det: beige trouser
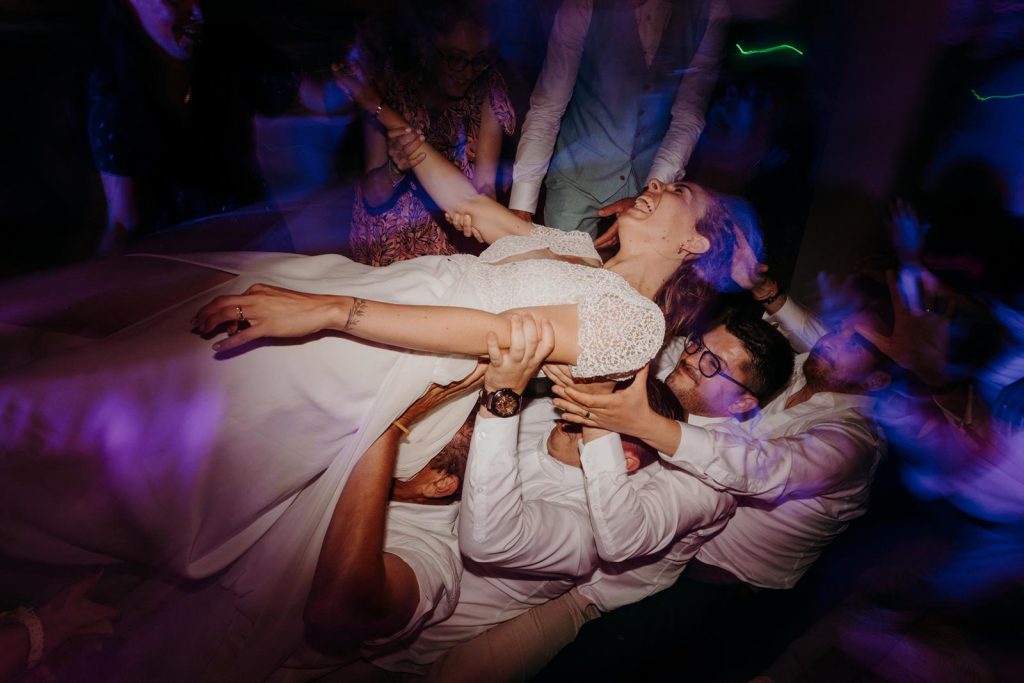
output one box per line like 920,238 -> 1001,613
422,588 -> 601,683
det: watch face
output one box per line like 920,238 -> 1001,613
489,389 -> 521,417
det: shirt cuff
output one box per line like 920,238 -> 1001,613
472,412 -> 521,448
660,421 -> 713,465
580,432 -> 626,474
509,180 -> 542,214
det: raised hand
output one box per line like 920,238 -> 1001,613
854,270 -> 952,386
730,223 -> 769,292
888,198 -> 930,263
331,45 -> 379,112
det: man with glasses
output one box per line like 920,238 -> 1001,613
546,287 -> 892,678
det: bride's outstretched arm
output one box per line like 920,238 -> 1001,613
340,69 -> 532,244
193,283 -> 579,361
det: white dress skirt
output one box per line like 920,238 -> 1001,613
0,226 -> 665,679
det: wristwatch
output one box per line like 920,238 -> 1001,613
480,388 -> 523,418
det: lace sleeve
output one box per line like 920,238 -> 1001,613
575,292 -> 666,379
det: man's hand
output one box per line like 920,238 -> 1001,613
484,314 -> 555,395
593,196 -> 635,249
550,366 -> 655,436
401,363 -> 488,426
854,270 -> 952,386
730,224 -> 770,293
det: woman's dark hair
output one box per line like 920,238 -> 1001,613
655,192 -> 764,339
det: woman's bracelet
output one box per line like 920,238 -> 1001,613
392,420 -> 411,437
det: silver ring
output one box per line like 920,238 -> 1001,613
236,306 -> 245,321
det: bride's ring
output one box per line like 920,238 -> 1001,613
583,410 -> 591,419
236,306 -> 245,322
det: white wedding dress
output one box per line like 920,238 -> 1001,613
0,225 -> 664,679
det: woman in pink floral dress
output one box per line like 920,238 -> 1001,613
350,4 -> 516,266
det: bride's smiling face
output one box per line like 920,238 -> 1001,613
618,180 -> 712,257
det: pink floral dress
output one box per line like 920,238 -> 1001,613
350,68 -> 516,266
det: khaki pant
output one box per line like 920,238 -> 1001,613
423,588 -> 601,683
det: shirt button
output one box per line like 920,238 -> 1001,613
638,108 -> 645,116
619,175 -> 626,181
630,154 -> 636,161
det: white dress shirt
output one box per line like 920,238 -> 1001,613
393,399 -> 731,671
576,432 -> 735,611
661,299 -> 886,589
510,0 -> 727,214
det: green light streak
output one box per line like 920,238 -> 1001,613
735,43 -> 804,57
971,88 -> 1024,102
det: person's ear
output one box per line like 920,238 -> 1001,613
679,234 -> 710,256
728,393 -> 759,416
425,473 -> 459,499
623,449 -> 641,473
864,371 -> 891,393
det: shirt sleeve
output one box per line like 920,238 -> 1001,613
458,413 -> 599,577
371,536 -> 462,645
581,434 -> 736,562
575,291 -> 666,379
764,297 -> 829,353
663,415 -> 882,501
509,0 -> 591,213
646,0 -> 727,183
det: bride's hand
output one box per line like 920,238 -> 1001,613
192,283 -> 343,352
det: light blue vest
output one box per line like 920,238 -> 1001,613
547,0 -> 712,202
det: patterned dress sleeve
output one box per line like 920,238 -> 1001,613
485,68 -> 516,135
575,291 -> 666,379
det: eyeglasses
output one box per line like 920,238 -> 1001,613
436,48 -> 493,74
683,337 -> 760,400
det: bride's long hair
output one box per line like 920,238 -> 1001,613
654,194 -> 763,338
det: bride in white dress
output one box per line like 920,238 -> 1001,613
0,75 -> 750,678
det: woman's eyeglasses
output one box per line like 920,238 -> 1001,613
436,48 -> 493,74
683,337 -> 760,400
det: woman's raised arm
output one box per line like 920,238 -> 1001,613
193,283 -> 579,363
338,67 -> 532,244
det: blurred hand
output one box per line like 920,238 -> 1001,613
854,270 -> 952,386
331,46 -> 380,111
887,198 -> 930,263
730,224 -> 769,292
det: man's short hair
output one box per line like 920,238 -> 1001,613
722,311 -> 795,403
426,412 -> 475,499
